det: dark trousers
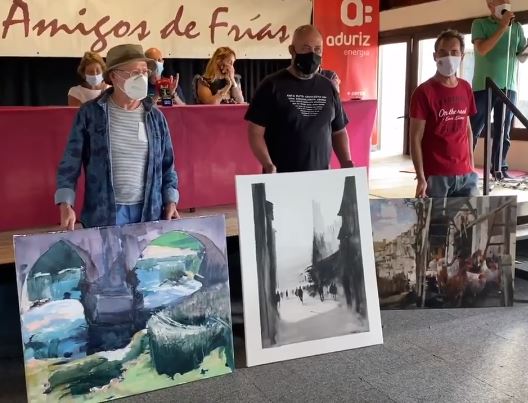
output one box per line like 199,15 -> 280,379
471,89 -> 517,173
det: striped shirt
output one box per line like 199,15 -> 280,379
108,99 -> 148,204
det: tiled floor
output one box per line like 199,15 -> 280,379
3,280 -> 528,403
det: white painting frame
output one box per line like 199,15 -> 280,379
236,168 -> 383,366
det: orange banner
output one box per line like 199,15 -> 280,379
314,0 -> 379,101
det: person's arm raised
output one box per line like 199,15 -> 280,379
474,12 -> 514,56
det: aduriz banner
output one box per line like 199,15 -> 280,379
314,0 -> 379,101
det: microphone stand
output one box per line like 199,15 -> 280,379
496,15 -> 514,182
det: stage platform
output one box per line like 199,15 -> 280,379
3,154 -> 528,266
369,154 -> 528,237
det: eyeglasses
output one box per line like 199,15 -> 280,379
115,68 -> 152,78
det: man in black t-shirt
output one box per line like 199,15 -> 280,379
245,25 -> 353,173
320,69 -> 341,93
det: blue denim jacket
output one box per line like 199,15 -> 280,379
55,89 -> 179,228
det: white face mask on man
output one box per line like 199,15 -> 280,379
494,3 -> 512,20
436,56 -> 461,77
121,74 -> 148,101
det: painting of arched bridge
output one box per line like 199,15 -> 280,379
13,215 -> 234,402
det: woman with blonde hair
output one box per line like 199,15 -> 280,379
68,51 -> 110,106
196,47 -> 244,104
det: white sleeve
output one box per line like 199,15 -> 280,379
68,86 -> 81,100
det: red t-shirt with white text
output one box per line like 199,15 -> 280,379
410,78 -> 477,178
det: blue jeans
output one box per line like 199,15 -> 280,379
471,89 -> 517,173
426,173 -> 480,198
116,204 -> 143,226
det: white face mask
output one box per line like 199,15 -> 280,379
494,3 -> 512,20
436,56 -> 461,77
85,73 -> 103,87
122,74 -> 148,101
155,61 -> 164,77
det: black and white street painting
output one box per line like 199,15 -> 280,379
236,168 -> 382,366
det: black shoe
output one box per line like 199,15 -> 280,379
490,170 -> 503,180
501,171 -> 514,180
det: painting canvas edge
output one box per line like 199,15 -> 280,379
13,215 -> 235,401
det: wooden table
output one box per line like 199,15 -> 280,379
182,205 -> 239,236
0,205 -> 239,266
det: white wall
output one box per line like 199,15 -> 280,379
474,140 -> 528,172
381,0 -> 528,32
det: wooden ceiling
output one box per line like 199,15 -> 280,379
380,0 -> 440,11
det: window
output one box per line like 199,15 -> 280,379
377,42 -> 408,156
418,29 -> 528,129
418,38 -> 436,85
380,10 -> 528,150
418,35 -> 474,85
462,29 -> 528,129
460,34 -> 475,84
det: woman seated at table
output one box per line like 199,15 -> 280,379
67,51 -> 109,106
196,47 -> 244,104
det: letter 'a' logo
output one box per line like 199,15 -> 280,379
341,0 -> 373,27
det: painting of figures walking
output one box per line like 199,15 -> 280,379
13,216 -> 234,402
370,197 -> 517,310
236,168 -> 383,366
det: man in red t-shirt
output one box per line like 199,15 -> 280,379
410,29 -> 479,198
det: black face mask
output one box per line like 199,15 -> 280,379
293,52 -> 322,75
